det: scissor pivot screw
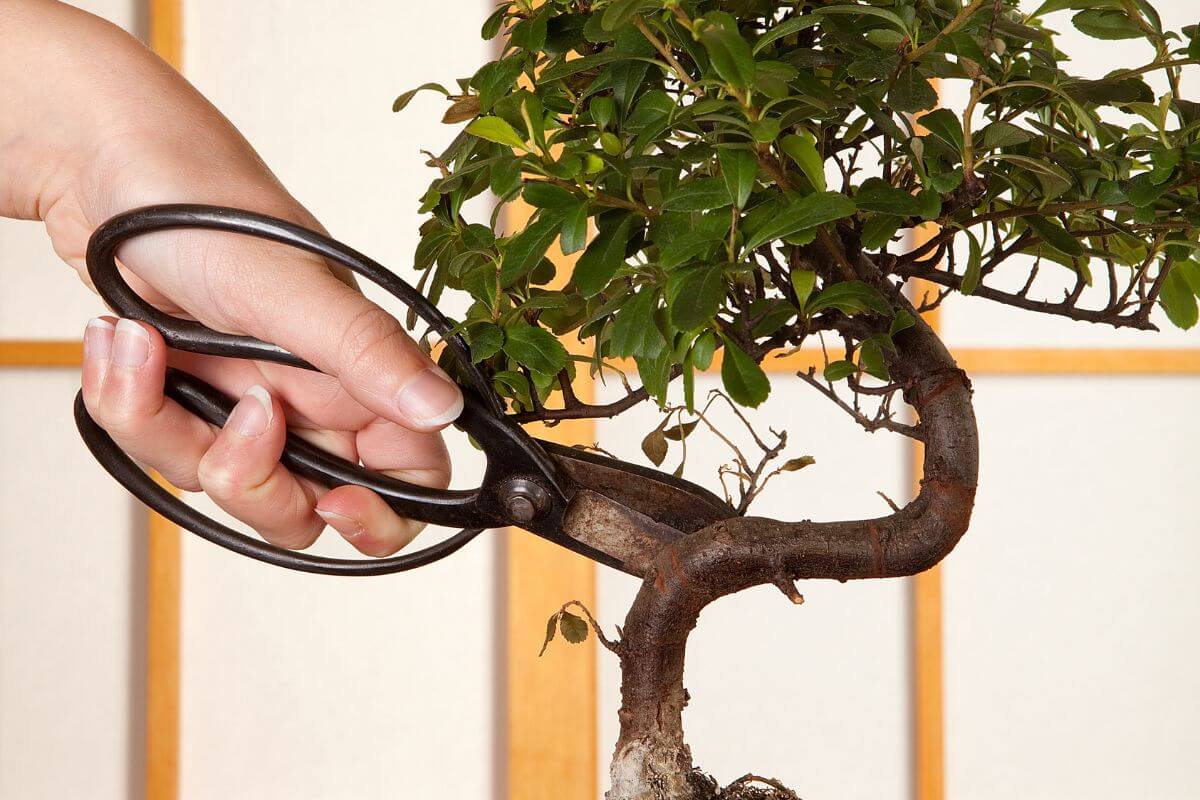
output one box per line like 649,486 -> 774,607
501,479 -> 549,524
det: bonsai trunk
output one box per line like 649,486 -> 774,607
605,312 -> 979,799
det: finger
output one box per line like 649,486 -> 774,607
197,384 -> 324,550
81,317 -> 215,491
314,418 -> 451,557
315,483 -> 436,558
127,229 -> 464,433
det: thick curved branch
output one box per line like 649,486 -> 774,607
607,308 -> 979,798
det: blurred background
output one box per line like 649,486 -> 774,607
0,2 -> 1197,799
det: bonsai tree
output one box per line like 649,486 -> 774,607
394,0 -> 1200,796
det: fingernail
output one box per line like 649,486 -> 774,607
84,318 -> 115,361
395,367 -> 464,427
316,508 -> 363,538
113,319 -> 150,368
227,385 -> 273,437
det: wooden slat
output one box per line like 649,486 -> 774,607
0,340 -> 82,366
145,472 -> 181,800
148,0 -> 183,69
504,197 -> 598,799
144,4 -> 183,800
953,347 -> 1200,374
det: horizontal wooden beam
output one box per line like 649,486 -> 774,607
0,340 -> 83,367
952,347 -> 1200,375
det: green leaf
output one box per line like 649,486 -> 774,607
559,611 -> 589,643
636,348 -> 673,406
699,14 -> 756,89
691,331 -> 717,370
790,269 -> 816,309
500,215 -> 562,285
667,265 -> 726,330
662,177 -> 733,212
392,82 -> 449,113
590,96 -> 617,131
523,182 -> 577,209
720,337 -> 770,407
780,133 -> 826,192
813,5 -> 909,34
889,68 -> 938,114
539,51 -> 626,82
808,281 -> 893,317
1073,9 -> 1145,40
502,325 -> 568,376
469,323 -> 504,362
855,178 -> 925,217
859,337 -> 890,381
979,121 -> 1033,149
1160,264 -> 1199,330
611,289 -> 666,358
919,109 -> 964,153
860,214 -> 903,251
466,116 -> 527,150
471,56 -> 525,112
823,359 -> 857,381
753,16 -> 821,55
1025,216 -> 1084,258
889,310 -> 916,337
718,149 -> 758,209
538,612 -> 558,656
601,0 -> 657,31
560,204 -> 590,256
748,117 -> 782,143
659,230 -> 721,270
741,192 -> 856,254
961,229 -> 983,295
573,215 -> 633,297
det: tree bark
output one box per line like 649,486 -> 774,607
605,312 -> 979,799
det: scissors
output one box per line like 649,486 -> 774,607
74,204 -> 736,577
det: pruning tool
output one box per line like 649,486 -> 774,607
75,205 -> 736,577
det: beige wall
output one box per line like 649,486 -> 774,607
1,2 -> 1198,800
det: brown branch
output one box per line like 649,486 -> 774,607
608,309 -> 978,795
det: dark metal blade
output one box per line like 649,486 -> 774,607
538,441 -> 737,576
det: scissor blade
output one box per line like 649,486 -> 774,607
540,442 -> 737,576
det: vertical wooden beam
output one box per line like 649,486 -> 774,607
145,3 -> 183,800
911,275 -> 945,800
503,199 -> 599,796
910,81 -> 946,800
145,474 -> 181,800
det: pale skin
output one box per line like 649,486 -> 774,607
0,0 -> 461,555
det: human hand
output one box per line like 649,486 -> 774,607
2,3 -> 460,555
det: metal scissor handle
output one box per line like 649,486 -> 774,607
74,204 -> 570,575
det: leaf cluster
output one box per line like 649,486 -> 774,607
397,0 -> 1200,418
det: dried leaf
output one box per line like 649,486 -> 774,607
781,456 -> 816,472
641,427 -> 669,466
662,420 -> 699,441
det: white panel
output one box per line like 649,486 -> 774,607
182,0 -> 490,324
595,375 -> 911,798
0,0 -> 138,340
175,3 -> 495,797
178,440 -> 493,799
0,370 -> 139,799
944,376 -> 1200,799
936,0 -> 1200,349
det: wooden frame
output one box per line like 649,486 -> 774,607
3,9 -> 1198,800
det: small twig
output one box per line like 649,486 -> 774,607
877,490 -> 901,513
